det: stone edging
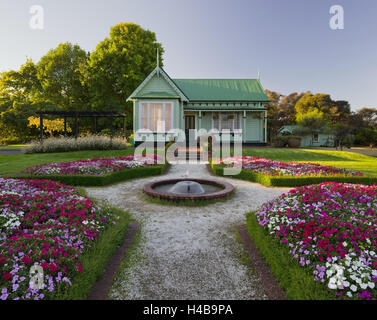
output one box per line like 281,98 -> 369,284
87,222 -> 140,300
236,224 -> 286,300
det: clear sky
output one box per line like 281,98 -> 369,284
0,0 -> 376,110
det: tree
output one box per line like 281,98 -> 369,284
294,110 -> 328,146
355,107 -> 377,129
295,93 -> 351,124
331,123 -> 354,150
28,116 -> 72,137
264,90 -> 305,139
355,127 -> 377,147
0,60 -> 42,143
87,22 -> 164,128
37,42 -> 89,110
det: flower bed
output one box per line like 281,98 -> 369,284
0,178 -> 120,300
211,156 -> 377,187
14,155 -> 168,187
218,156 -> 363,177
253,182 -> 377,300
21,155 -> 161,176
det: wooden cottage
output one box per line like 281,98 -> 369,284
127,64 -> 269,145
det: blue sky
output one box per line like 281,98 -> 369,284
0,0 -> 376,110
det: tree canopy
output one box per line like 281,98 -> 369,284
0,22 -> 164,143
37,42 -> 89,110
86,22 -> 163,126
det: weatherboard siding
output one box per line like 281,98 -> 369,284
245,113 -> 262,142
138,74 -> 177,97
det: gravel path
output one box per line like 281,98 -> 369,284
85,164 -> 290,300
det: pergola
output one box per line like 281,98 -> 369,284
36,110 -> 127,142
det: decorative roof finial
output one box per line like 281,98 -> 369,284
156,47 -> 160,76
157,47 -> 159,68
257,68 -> 260,80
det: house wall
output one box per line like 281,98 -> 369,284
300,133 -> 335,147
183,110 -> 264,143
245,112 -> 262,142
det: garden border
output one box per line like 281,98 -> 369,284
10,163 -> 169,187
246,211 -> 337,300
211,163 -> 377,187
87,222 -> 140,300
236,224 -> 286,300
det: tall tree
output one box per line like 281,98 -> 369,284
355,107 -> 377,129
37,42 -> 89,110
87,22 -> 164,127
264,90 -> 306,138
295,93 -> 351,124
0,59 -> 43,143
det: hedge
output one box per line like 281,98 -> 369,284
211,163 -> 377,187
11,163 -> 169,187
246,211 -> 336,300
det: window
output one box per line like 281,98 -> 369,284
139,101 -> 173,132
212,112 -> 241,131
313,133 -> 319,143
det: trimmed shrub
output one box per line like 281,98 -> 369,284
25,135 -> 127,153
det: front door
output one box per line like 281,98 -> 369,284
185,115 -> 196,145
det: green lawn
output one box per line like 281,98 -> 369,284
0,149 -> 135,176
1,147 -> 376,178
242,147 -> 377,176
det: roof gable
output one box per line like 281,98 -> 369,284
127,67 -> 188,101
173,79 -> 269,102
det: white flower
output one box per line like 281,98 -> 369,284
350,285 -> 357,292
328,278 -> 337,290
360,283 -> 367,290
347,292 -> 352,298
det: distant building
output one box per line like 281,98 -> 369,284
278,125 -> 335,147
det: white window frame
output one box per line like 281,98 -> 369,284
211,112 -> 242,131
139,100 -> 174,133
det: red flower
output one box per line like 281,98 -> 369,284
3,272 -> 12,281
22,255 -> 32,265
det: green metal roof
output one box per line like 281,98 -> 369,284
172,79 -> 269,102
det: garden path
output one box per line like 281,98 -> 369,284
85,163 -> 290,299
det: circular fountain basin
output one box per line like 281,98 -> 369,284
143,178 -> 234,201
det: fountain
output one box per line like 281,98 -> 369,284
169,180 -> 205,195
143,178 -> 234,202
